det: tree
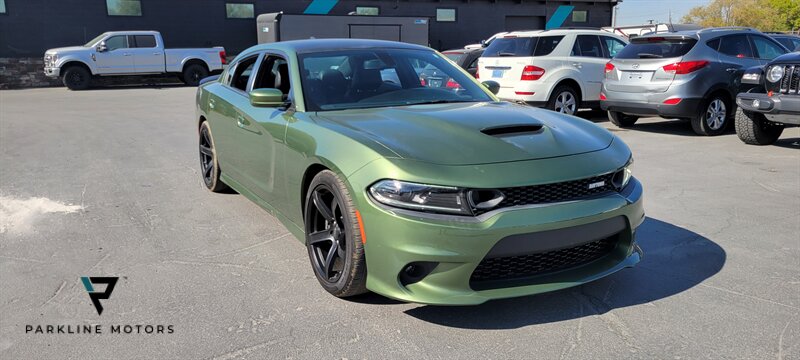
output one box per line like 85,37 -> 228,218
682,0 -> 799,32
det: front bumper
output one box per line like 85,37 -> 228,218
358,175 -> 645,305
736,92 -> 800,125
44,67 -> 60,78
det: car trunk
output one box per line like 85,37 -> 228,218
605,36 -> 698,93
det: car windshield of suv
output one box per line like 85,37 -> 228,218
442,52 -> 465,63
84,33 -> 109,47
616,37 -> 698,59
299,48 -> 493,111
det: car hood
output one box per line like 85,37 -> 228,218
314,102 -> 614,166
46,46 -> 89,55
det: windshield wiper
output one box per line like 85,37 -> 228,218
637,53 -> 663,58
497,52 -> 518,57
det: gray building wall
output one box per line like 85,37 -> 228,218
0,0 -> 616,58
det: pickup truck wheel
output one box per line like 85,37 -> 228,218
608,111 -> 639,127
62,66 -> 91,90
691,95 -> 730,136
182,64 -> 208,86
734,108 -> 784,145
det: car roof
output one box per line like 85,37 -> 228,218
501,28 -> 616,37
246,38 -> 431,55
636,27 -> 763,40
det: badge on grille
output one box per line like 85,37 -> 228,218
588,181 -> 605,189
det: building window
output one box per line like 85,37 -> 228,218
226,3 -> 254,19
356,6 -> 379,16
436,8 -> 456,22
0,0 -> 6,14
106,0 -> 142,16
572,10 -> 588,23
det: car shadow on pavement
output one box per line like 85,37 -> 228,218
772,137 -> 800,149
402,217 -> 726,329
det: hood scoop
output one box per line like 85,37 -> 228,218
481,124 -> 544,137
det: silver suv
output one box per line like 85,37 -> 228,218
601,28 -> 789,135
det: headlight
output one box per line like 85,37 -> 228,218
767,66 -> 784,83
369,180 -> 472,215
612,157 -> 634,190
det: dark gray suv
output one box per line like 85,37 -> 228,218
601,28 -> 789,136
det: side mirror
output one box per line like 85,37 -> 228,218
480,39 -> 488,48
249,88 -> 285,107
481,80 -> 500,95
96,41 -> 107,52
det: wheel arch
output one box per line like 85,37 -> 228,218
547,77 -> 584,103
182,58 -> 210,73
60,61 -> 93,76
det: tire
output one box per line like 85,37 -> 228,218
734,108 -> 784,145
691,94 -> 731,136
62,66 -> 91,90
198,121 -> 230,192
547,85 -> 580,115
182,63 -> 208,86
304,170 -> 367,298
608,111 -> 639,127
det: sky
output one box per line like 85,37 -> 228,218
615,0 -> 712,26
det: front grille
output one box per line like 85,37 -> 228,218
470,236 -> 618,290
779,64 -> 800,94
474,173 -> 618,216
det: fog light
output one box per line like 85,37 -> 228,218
398,262 -> 438,286
752,99 -> 760,108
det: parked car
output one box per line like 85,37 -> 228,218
442,48 -> 484,77
44,31 -> 226,90
601,27 -> 789,136
477,29 -> 629,115
464,32 -> 508,50
195,39 -> 644,305
766,32 -> 800,51
734,52 -> 800,145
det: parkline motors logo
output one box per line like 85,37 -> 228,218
81,276 -> 118,315
24,277 -> 175,335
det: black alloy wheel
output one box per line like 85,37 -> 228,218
307,185 -> 348,283
198,122 -> 229,192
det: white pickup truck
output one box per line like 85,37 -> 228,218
43,31 -> 226,90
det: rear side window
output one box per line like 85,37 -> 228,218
133,35 -> 156,48
616,37 -> 698,59
573,35 -> 603,58
717,35 -> 754,58
483,37 -> 536,57
601,36 -> 627,58
533,36 -> 564,56
483,36 -> 563,57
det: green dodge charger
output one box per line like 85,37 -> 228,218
195,39 -> 644,305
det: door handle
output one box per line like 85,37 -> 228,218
153,52 -> 162,55
123,53 -> 132,56
572,63 -> 582,68
236,114 -> 248,128
726,68 -> 739,73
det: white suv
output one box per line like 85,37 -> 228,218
477,29 -> 628,115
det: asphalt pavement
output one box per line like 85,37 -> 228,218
1,86 -> 798,359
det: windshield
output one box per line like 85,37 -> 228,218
84,33 -> 108,47
299,48 -> 493,111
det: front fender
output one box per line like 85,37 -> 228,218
55,54 -> 97,75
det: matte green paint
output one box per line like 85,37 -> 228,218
196,40 -> 644,305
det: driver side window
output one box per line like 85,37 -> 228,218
104,36 -> 128,51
